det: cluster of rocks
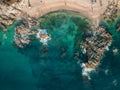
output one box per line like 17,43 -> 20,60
0,0 -> 119,69
0,14 -> 14,25
102,1 -> 119,22
14,16 -> 36,48
0,0 -> 51,47
14,25 -> 31,48
0,0 -> 47,48
0,0 -> 36,30
80,26 -> 112,68
14,16 -> 51,48
80,0 -> 120,69
0,0 -> 21,5
19,13 -> 39,28
14,26 -> 51,48
0,0 -> 22,31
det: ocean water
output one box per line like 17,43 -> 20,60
0,11 -> 120,90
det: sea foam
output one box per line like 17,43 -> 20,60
81,63 -> 94,80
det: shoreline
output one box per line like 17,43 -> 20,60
0,0 -> 120,70
0,0 -> 114,26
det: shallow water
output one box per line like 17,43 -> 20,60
0,12 -> 120,90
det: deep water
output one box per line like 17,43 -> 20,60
0,12 -> 120,90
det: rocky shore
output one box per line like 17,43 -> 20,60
0,0 -> 120,70
84,1 -> 120,71
0,0 -> 22,30
14,16 -> 51,48
80,0 -> 120,69
81,26 -> 112,69
102,0 -> 120,23
0,0 -> 117,30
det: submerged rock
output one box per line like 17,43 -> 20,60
113,48 -> 119,55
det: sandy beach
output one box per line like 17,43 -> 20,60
21,0 -> 103,25
1,0 -> 118,26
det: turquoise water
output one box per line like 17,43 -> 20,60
91,19 -> 120,90
0,12 -> 120,90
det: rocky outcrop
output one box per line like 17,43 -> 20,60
0,0 -> 119,69
102,0 -> 120,22
0,0 -> 22,30
81,26 -> 112,69
80,0 -> 120,69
